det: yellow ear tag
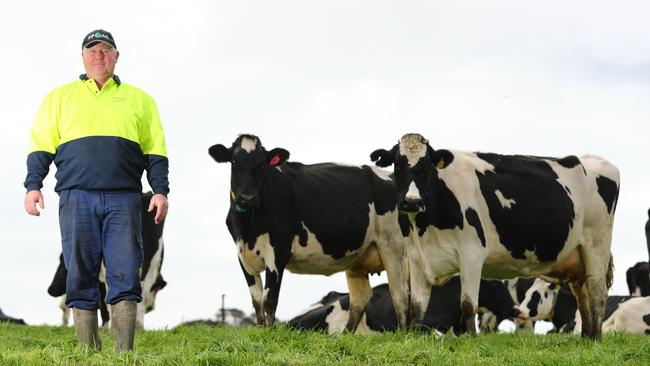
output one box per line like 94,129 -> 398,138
230,190 -> 236,201
436,159 -> 445,169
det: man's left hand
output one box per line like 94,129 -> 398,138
148,193 -> 169,224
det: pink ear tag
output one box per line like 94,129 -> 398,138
269,155 -> 281,166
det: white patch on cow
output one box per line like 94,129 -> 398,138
325,301 -> 349,334
399,134 -> 428,167
240,136 -> 257,153
405,181 -> 421,201
238,234 -> 277,275
250,280 -> 263,305
602,297 -> 650,334
370,166 -> 393,181
494,190 -> 516,209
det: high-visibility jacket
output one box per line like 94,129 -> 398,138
24,75 -> 169,196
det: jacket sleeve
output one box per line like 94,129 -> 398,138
24,92 -> 60,192
140,94 -> 169,196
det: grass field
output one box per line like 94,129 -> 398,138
1,322 -> 649,365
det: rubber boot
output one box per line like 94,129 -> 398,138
72,308 -> 102,351
111,300 -> 137,352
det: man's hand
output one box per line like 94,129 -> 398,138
148,193 -> 168,224
25,190 -> 44,216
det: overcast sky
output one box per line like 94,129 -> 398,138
1,0 -> 649,329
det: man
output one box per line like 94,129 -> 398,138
23,29 -> 169,352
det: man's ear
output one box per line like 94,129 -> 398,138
208,144 -> 232,163
370,146 -> 396,167
266,148 -> 290,166
430,148 -> 454,169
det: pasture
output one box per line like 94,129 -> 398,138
1,323 -> 648,365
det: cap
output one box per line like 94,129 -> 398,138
82,29 -> 117,49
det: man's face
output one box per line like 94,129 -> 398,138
82,42 -> 119,81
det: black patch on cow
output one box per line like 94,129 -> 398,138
475,153 -> 575,261
464,207 -> 485,247
515,277 -> 536,304
643,313 -> 650,328
550,284 -> 577,333
288,304 -> 337,332
596,175 -> 619,214
141,192 -> 165,281
364,284 -> 398,331
478,280 -> 519,320
527,292 -> 541,318
556,155 -> 581,169
420,167 -> 464,232
256,250 -> 260,256
398,213 -> 411,237
238,259 -> 256,287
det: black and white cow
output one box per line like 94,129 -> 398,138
46,191 -> 167,329
626,262 -> 650,297
518,281 -> 650,335
0,307 -> 26,325
208,135 -> 409,330
289,278 -> 520,335
371,133 -> 619,339
516,278 -> 578,333
478,277 -> 539,333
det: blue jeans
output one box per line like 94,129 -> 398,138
59,190 -> 143,309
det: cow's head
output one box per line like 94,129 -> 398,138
209,134 -> 289,212
516,279 -> 561,321
370,133 -> 453,213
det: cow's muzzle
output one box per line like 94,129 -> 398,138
236,193 -> 258,209
399,198 -> 424,213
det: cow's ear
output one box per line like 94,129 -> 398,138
431,148 -> 454,169
208,144 -> 232,163
266,148 -> 290,166
370,147 -> 395,167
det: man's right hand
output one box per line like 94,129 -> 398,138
25,190 -> 44,216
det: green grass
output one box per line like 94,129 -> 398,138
0,322 -> 649,365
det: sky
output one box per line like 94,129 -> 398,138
1,0 -> 649,330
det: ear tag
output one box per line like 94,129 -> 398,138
436,159 -> 445,169
269,155 -> 281,166
230,190 -> 236,201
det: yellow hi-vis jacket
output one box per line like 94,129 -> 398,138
24,75 -> 169,195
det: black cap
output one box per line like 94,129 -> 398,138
82,29 -> 116,49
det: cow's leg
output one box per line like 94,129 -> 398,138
345,270 -> 372,332
580,248 -> 610,340
60,295 -> 70,325
459,261 -> 482,335
377,242 -> 410,329
262,265 -> 285,326
407,255 -> 431,329
569,280 -> 593,338
238,258 -> 265,325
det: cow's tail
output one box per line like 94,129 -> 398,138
606,254 -> 614,289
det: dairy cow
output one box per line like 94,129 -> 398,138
47,191 -> 167,329
290,278 -> 520,335
518,281 -> 650,335
371,133 -> 619,339
626,262 -> 650,297
516,278 -> 578,332
478,277 -> 539,333
209,135 -> 409,330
